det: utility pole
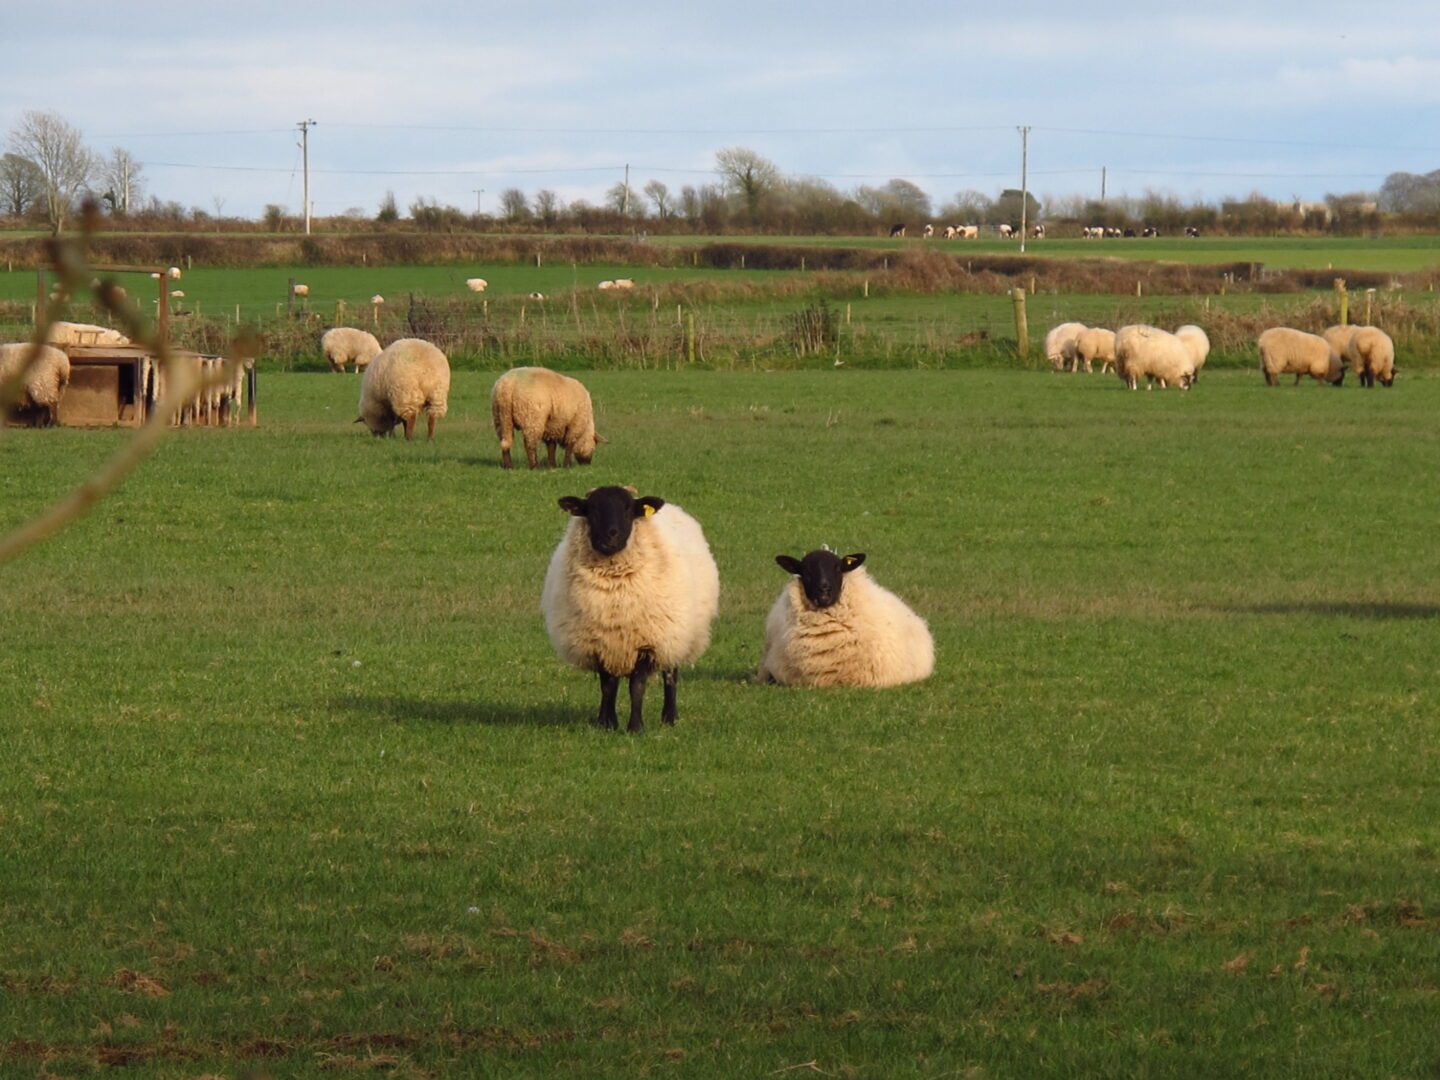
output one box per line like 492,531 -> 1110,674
1017,125 -> 1031,254
622,164 -> 631,217
121,157 -> 130,214
1101,166 -> 1107,204
297,119 -> 316,235
473,189 -> 484,216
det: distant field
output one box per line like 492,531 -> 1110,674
2,370 -> 1438,1077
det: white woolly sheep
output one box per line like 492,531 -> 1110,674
0,343 -> 71,426
168,266 -> 182,280
597,280 -> 616,290
491,366 -> 604,469
612,278 -> 635,289
527,291 -> 546,301
1174,324 -> 1211,381
465,278 -> 488,292
170,290 -> 185,299
292,283 -> 309,297
542,485 -> 720,732
1072,327 -> 1117,374
356,337 -> 451,440
1326,325 -> 1395,388
321,327 -> 383,374
1258,328 -> 1345,387
758,550 -> 934,689
1044,321 -> 1087,373
44,321 -> 131,347
370,294 -> 385,305
1114,325 -> 1196,390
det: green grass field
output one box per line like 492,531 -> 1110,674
2,370 -> 1438,1077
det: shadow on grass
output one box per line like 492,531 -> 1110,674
1224,601 -> 1440,620
336,695 -> 577,726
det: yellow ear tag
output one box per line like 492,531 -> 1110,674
643,505 -> 656,517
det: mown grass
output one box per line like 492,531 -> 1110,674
1,370 -> 1438,1077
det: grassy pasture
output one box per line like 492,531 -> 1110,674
2,370 -> 1438,1078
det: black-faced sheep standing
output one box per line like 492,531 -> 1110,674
542,486 -> 720,732
758,550 -> 934,688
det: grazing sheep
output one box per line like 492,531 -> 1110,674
465,278 -> 488,292
0,343 -> 70,426
527,291 -> 546,301
1114,324 -> 1196,390
292,283 -> 309,297
612,278 -> 635,289
370,294 -> 385,305
1258,327 -> 1344,387
597,280 -> 616,290
1073,327 -> 1117,374
170,290 -> 185,299
1044,321 -> 1087,373
889,223 -> 906,237
490,366 -> 604,469
542,485 -> 720,732
356,338 -> 451,440
321,327 -> 383,373
44,321 -> 130,347
1327,325 -> 1395,387
168,266 -> 182,280
1174,324 -> 1211,382
758,550 -> 934,688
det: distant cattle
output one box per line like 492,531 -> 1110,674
922,223 -> 934,238
1122,228 -> 1136,238
889,223 -> 906,237
997,224 -> 1014,238
1142,226 -> 1159,238
1083,225 -> 1104,239
1032,224 -> 1046,238
958,224 -> 979,240
1185,226 -> 1201,237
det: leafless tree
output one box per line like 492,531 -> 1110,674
98,147 -> 144,214
643,179 -> 671,219
6,110 -> 95,233
498,187 -> 530,222
605,181 -> 630,215
533,188 -> 560,226
0,153 -> 45,217
714,146 -> 779,223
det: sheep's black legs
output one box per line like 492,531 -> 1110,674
501,447 -> 513,469
546,442 -> 557,468
661,669 -> 678,725
627,650 -> 656,734
426,412 -> 436,441
596,669 -> 620,730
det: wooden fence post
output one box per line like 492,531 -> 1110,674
1011,287 -> 1029,361
686,312 -> 696,365
1364,288 -> 1375,326
1334,278 -> 1348,325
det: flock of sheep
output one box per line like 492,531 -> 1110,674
1044,319 -> 1396,390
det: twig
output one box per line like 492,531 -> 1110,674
769,1063 -> 831,1076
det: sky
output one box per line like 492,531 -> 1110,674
3,0 -> 1439,219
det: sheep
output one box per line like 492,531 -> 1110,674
321,327 -> 383,373
1174,324 -> 1211,382
170,290 -> 185,299
44,321 -> 130,347
168,266 -> 182,280
597,280 -> 616,290
1044,321 -> 1087,373
1114,325 -> 1197,390
292,283 -> 310,297
1073,327 -> 1117,375
1326,325 -> 1395,387
490,366 -> 604,469
0,343 -> 70,426
370,294 -> 385,305
465,278 -> 488,292
356,337 -> 450,440
612,278 -> 635,289
542,485 -> 720,732
758,550 -> 934,688
527,291 -> 546,301
1257,327 -> 1344,387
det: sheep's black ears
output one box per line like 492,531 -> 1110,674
775,555 -> 804,576
634,496 -> 664,518
841,553 -> 866,572
558,496 -> 588,516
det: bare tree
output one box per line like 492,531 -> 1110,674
643,179 -> 671,219
7,110 -> 95,233
714,146 -> 779,223
604,181 -> 630,215
533,188 -> 561,226
0,153 -> 44,217
498,187 -> 530,222
98,147 -> 144,214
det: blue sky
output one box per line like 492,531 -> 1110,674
4,1 -> 1438,218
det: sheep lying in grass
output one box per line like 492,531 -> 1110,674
1114,325 -> 1196,390
1325,325 -> 1395,387
490,366 -> 604,469
1258,328 -> 1344,387
758,550 -> 933,688
321,327 -> 383,373
465,278 -> 488,292
1175,325 -> 1210,382
1072,327 -> 1117,374
356,338 -> 450,440
542,486 -> 720,732
0,343 -> 71,426
44,321 -> 130,347
1045,322 -> 1087,372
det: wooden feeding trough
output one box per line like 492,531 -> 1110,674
4,264 -> 257,429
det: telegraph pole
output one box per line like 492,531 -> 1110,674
622,163 -> 631,217
1101,165 -> 1107,203
297,119 -> 316,235
1017,125 -> 1031,254
473,189 -> 484,216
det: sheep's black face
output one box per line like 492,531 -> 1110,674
775,550 -> 865,610
559,486 -> 664,557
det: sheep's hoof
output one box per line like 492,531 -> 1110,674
627,719 -> 645,735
